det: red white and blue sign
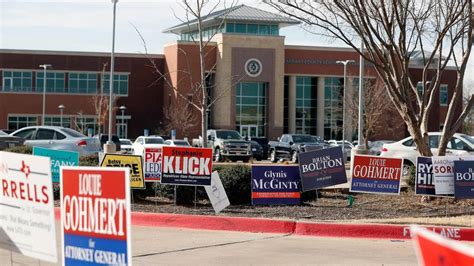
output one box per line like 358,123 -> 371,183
298,147 -> 347,191
453,160 -> 474,199
161,146 -> 213,186
60,167 -> 131,266
350,155 -> 403,195
251,165 -> 300,205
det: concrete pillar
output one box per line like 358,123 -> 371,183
288,76 -> 296,134
317,77 -> 325,139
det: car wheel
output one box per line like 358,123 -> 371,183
269,150 -> 277,163
214,148 -> 222,162
242,158 -> 250,163
291,151 -> 299,163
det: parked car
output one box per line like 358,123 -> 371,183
95,133 -> 121,152
164,139 -> 191,146
380,132 -> 474,174
0,130 -> 25,150
268,134 -> 326,163
369,140 -> 394,156
250,141 -> 264,161
193,129 -> 251,162
328,141 -> 353,161
132,136 -> 165,156
120,138 -> 133,154
10,126 -> 101,156
247,137 -> 269,159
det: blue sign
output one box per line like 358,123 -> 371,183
251,165 -> 300,205
33,147 -> 79,183
298,147 -> 347,192
453,160 -> 474,199
416,157 -> 436,196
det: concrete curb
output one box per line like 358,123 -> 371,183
53,208 -> 474,241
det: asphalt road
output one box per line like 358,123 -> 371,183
2,224 -> 419,265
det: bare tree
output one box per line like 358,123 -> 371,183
346,79 -> 398,147
267,0 -> 473,156
91,62 -> 110,135
162,96 -> 199,137
133,0 -> 239,147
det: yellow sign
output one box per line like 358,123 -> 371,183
100,154 -> 145,189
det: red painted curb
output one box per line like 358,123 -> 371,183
53,207 -> 474,241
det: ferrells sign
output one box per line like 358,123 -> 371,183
160,147 -> 213,186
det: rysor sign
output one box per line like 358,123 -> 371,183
161,146 -> 213,186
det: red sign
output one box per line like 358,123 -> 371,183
411,226 -> 474,266
61,167 -> 131,265
161,146 -> 212,186
144,148 -> 162,181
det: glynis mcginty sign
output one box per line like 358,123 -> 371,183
161,146 -> 212,186
0,151 -> 57,263
61,167 -> 131,266
350,155 -> 403,195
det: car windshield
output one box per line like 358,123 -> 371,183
293,135 -> 316,143
145,138 -> 164,144
216,131 -> 242,140
0,130 -> 7,136
120,140 -> 132,145
174,140 -> 190,146
61,128 -> 85,138
461,134 -> 474,145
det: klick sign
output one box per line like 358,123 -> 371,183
350,155 -> 403,195
161,146 -> 212,186
61,167 -> 131,266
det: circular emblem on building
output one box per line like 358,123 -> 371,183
245,58 -> 262,77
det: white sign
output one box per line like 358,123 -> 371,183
0,151 -> 57,262
432,156 -> 474,195
205,172 -> 230,214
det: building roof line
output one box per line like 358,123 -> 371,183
0,49 -> 164,59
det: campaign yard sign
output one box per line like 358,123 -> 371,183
144,148 -> 162,182
298,146 -> 347,192
33,146 -> 79,183
251,165 -> 300,205
453,160 -> 474,199
204,171 -> 230,214
0,151 -> 57,262
350,155 -> 403,195
416,156 -> 437,196
161,146 -> 213,186
100,154 -> 145,189
61,167 -> 131,266
432,156 -> 474,195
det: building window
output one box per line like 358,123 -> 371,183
236,82 -> 267,137
225,22 -> 279,36
324,77 -> 343,140
36,72 -> 65,93
440,85 -> 448,106
296,76 -> 318,135
44,116 -> 71,128
103,74 -> 128,95
8,115 -> 37,130
283,76 -> 289,133
2,71 -> 33,92
74,116 -> 97,135
69,72 -> 97,93
417,82 -> 424,97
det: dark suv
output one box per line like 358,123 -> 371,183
96,134 -> 121,151
248,137 -> 269,159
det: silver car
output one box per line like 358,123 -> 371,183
0,130 -> 25,150
11,126 -> 101,156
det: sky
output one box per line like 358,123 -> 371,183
1,0 -> 473,94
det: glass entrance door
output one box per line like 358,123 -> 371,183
240,125 -> 258,138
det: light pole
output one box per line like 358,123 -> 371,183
357,41 -> 365,149
119,105 -> 126,138
336,60 -> 355,145
105,0 -> 118,153
58,104 -> 65,126
39,64 -> 52,125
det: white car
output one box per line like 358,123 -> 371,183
132,136 -> 165,156
164,139 -> 190,146
120,138 -> 133,154
380,132 -> 474,173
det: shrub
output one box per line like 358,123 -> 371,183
4,145 -> 32,154
80,154 -> 99,166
